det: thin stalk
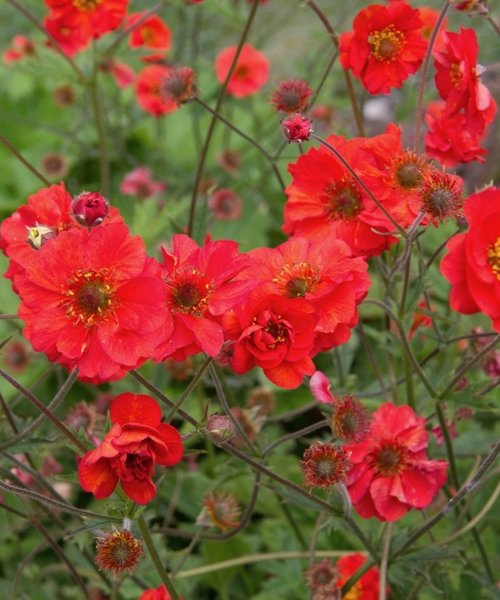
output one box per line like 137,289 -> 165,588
167,356 -> 212,422
137,514 -> 180,600
379,524 -> 392,600
0,314 -> 19,320
435,402 -> 460,488
341,558 -> 375,596
89,57 -> 110,197
194,97 -> 285,190
0,367 -> 86,452
0,133 -> 50,186
414,1 -> 451,152
187,0 -> 261,235
310,134 -> 405,235
104,2 -> 165,55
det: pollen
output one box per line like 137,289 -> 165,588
73,0 -> 103,11
273,261 -> 320,298
392,150 -> 429,190
450,63 -> 463,89
487,238 -> 500,280
64,269 -> 114,327
369,25 -> 405,62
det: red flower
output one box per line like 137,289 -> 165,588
120,166 -> 166,199
44,0 -> 128,55
433,28 -> 497,133
339,1 -> 427,95
345,403 -> 448,522
15,223 -> 172,383
78,393 -> 183,504
418,7 -> 447,53
424,101 -> 488,167
0,183 -> 121,288
2,35 -> 36,64
440,187 -> 500,332
223,289 -> 318,388
283,133 -> 398,257
72,191 -> 109,227
281,113 -> 313,143
135,65 -> 178,116
140,586 -> 174,600
99,58 -> 135,87
238,234 -> 370,351
127,12 -> 172,52
336,553 -> 387,599
208,188 -> 243,221
215,43 -> 270,98
154,234 -> 252,362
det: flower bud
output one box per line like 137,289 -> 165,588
205,414 -> 235,444
72,192 -> 109,227
26,225 -> 56,249
281,113 -> 313,143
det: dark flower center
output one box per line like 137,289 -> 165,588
369,26 -> 405,62
167,268 -> 214,315
273,261 -> 320,298
65,269 -> 113,327
324,179 -> 362,220
375,443 -> 407,476
396,162 -> 423,189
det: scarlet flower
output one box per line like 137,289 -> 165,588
95,529 -> 143,575
127,12 -> 172,52
99,58 -> 135,87
336,553 -> 387,599
78,393 -> 183,504
440,187 -> 500,332
44,0 -> 128,56
339,1 -> 427,95
238,234 -> 370,351
120,166 -> 166,199
283,133 -> 398,257
270,78 -> 312,113
223,289 -> 318,388
215,43 -> 270,98
424,100 -> 488,167
135,65 -> 178,116
2,35 -> 36,64
408,300 -> 433,339
418,7 -> 447,53
433,28 -> 497,133
345,403 -> 448,522
301,441 -> 351,489
0,183 -> 121,288
154,234 -> 252,362
140,586 -> 174,600
454,0 -> 488,13
15,224 -> 172,383
208,188 -> 243,221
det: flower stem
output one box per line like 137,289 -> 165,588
137,514 -> 180,600
89,54 -> 110,197
0,133 -> 50,186
186,0 -> 261,236
166,356 -> 212,422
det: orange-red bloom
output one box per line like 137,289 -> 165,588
136,65 -> 178,116
336,553 -> 387,599
283,133 -> 398,257
14,223 -> 172,383
44,0 -> 128,56
440,187 -> 500,332
215,43 -> 270,98
140,586 -> 174,600
78,393 -> 183,504
345,403 -> 447,522
339,1 -> 427,94
127,12 -> 172,52
2,35 -> 36,64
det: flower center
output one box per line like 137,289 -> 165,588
393,152 -> 427,190
487,238 -> 500,280
273,261 -> 320,298
450,63 -> 463,89
344,581 -> 363,600
72,0 -> 102,12
235,65 -> 249,78
369,25 -> 405,62
64,269 -> 113,327
166,268 -> 214,315
324,179 -> 362,220
264,317 -> 290,349
375,443 -> 408,476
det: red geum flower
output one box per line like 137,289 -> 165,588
424,100 -> 488,167
44,0 -> 128,56
154,234 -> 252,362
283,133 -> 398,257
223,288 -> 318,388
72,191 -> 109,227
238,234 -> 370,351
127,12 -> 172,52
99,58 -> 135,87
135,65 -> 178,116
454,0 -> 488,13
120,166 -> 166,199
345,403 -> 448,522
359,123 -> 430,228
215,43 -> 270,98
78,393 -> 183,504
281,113 -> 313,143
440,187 -> 500,332
339,1 -> 427,95
433,27 -> 497,133
2,35 -> 36,64
336,553 -> 387,599
0,183 -> 122,288
418,7 -> 447,53
15,223 -> 172,383
208,188 -> 243,221
140,586 -> 175,600
408,300 -> 433,339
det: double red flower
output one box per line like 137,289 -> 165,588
78,393 -> 183,504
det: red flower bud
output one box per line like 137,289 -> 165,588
72,192 -> 109,227
281,113 -> 313,143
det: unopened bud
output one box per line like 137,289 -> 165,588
205,414 -> 235,444
72,192 -> 109,227
281,113 -> 313,143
